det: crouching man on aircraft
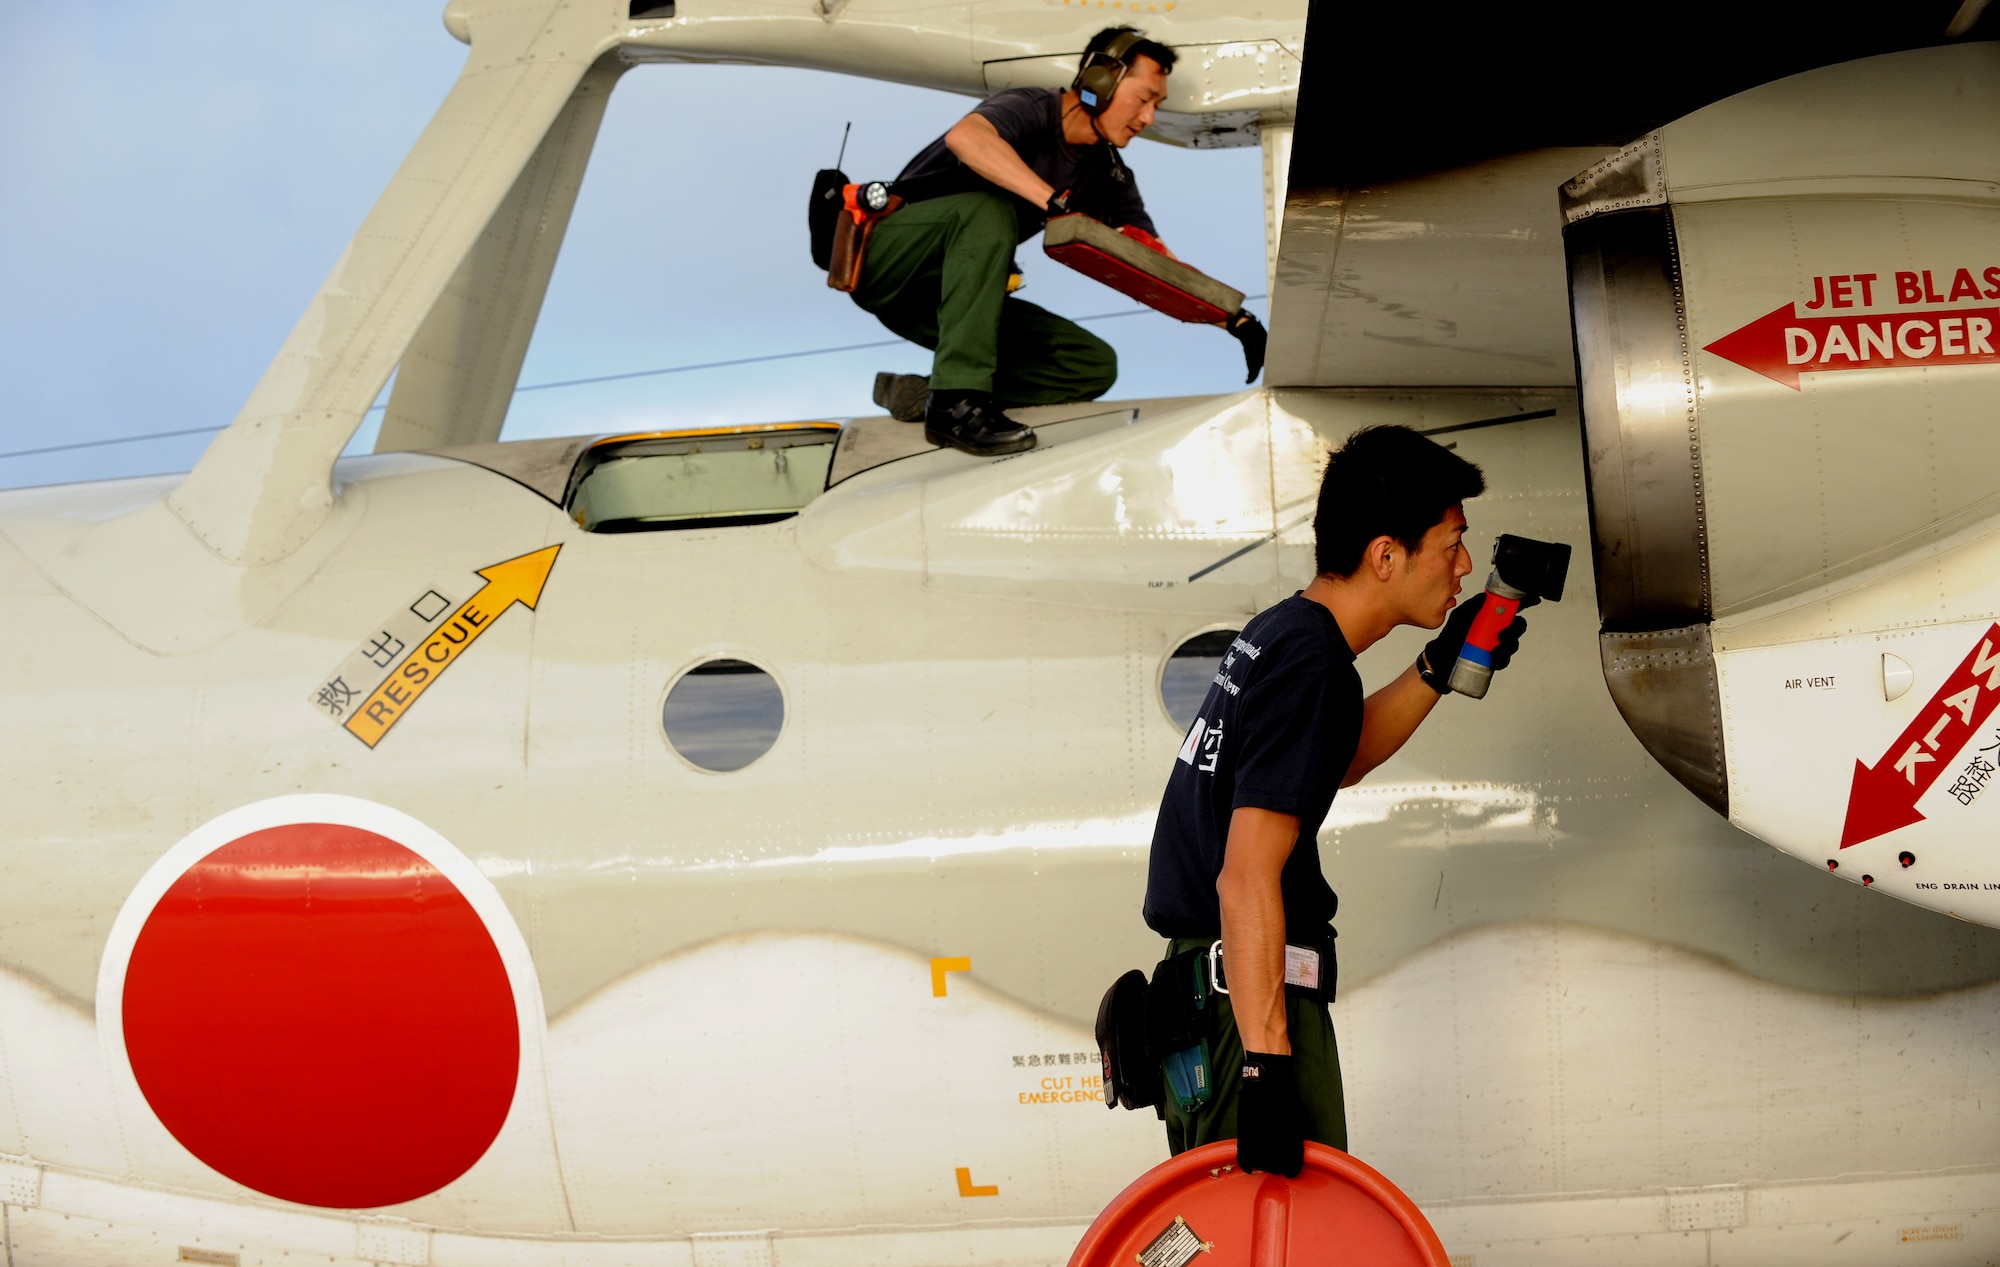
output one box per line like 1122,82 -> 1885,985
1142,426 -> 1531,1175
854,27 -> 1218,457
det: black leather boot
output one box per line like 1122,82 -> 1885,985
923,391 -> 1038,457
872,372 -> 930,423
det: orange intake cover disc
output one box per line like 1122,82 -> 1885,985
1068,1142 -> 1448,1267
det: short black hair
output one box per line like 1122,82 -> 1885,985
1313,425 -> 1486,578
1086,25 -> 1178,75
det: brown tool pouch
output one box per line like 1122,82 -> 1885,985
826,188 -> 903,293
826,210 -> 871,292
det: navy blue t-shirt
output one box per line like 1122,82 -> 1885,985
1143,596 -> 1360,939
893,88 -> 1154,242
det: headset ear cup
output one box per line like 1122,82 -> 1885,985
1072,29 -> 1144,116
1077,62 -> 1115,114
1073,57 -> 1105,114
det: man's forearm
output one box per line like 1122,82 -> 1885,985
944,114 -> 1055,208
1217,807 -> 1299,1054
1343,662 -> 1441,786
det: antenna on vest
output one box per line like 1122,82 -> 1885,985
834,121 -> 851,170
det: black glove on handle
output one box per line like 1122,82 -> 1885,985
1226,311 -> 1267,383
1235,1051 -> 1305,1177
1416,590 -> 1535,695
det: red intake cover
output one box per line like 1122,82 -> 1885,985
1068,1142 -> 1449,1267
1043,214 -> 1244,325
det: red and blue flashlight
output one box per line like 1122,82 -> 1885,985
1448,534 -> 1572,699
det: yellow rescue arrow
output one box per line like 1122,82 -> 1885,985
344,545 -> 561,749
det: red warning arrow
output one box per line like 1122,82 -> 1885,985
1704,303 -> 2000,390
1842,624 -> 2000,848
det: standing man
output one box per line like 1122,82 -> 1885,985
853,27 -> 1180,456
1141,426 -> 1532,1176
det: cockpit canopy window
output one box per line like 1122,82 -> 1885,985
566,424 -> 839,533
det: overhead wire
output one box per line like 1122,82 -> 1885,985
0,425 -> 231,463
0,296 -> 1269,464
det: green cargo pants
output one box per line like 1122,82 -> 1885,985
1161,937 -> 1348,1156
852,191 -> 1118,405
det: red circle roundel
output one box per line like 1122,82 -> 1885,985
118,818 -> 519,1208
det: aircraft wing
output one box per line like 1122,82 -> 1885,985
1265,0 -> 1988,387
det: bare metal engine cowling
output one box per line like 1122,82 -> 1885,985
1562,42 -> 2000,924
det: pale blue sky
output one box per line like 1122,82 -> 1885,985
0,2 -> 1266,490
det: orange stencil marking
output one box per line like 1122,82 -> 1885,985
956,1167 -> 999,1198
930,956 -> 971,997
344,546 -> 560,749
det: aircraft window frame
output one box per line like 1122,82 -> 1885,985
1158,626 -> 1242,731
565,422 -> 842,533
659,655 -> 789,774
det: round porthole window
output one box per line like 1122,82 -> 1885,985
662,659 -> 785,772
1160,630 -> 1240,730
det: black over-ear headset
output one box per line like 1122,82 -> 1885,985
1072,28 -> 1146,116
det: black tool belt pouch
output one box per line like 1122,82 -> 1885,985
1146,946 -> 1217,1114
1094,968 -> 1161,1112
808,167 -> 846,269
1143,946 -> 1210,1058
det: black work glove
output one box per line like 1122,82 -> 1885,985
1235,1051 -> 1305,1177
1226,311 -> 1267,383
1416,590 -> 1535,694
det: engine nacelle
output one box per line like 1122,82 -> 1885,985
1563,43 -> 2000,924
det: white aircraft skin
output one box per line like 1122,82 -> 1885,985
2,3 -> 1998,1265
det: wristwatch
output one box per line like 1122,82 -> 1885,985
1045,189 -> 1072,217
1415,649 -> 1451,695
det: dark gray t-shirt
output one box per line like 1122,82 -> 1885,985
893,88 -> 1154,242
1143,596 -> 1358,940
